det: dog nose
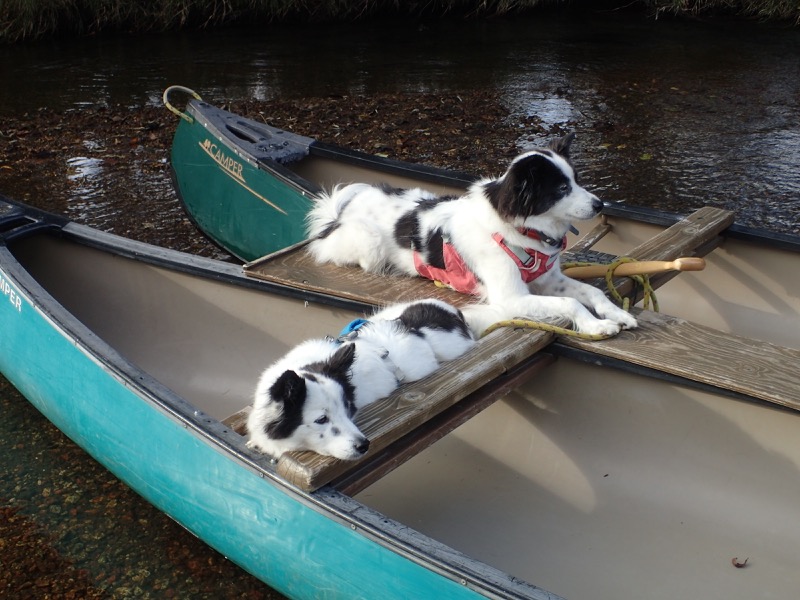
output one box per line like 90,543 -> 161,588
354,438 -> 370,455
591,196 -> 604,214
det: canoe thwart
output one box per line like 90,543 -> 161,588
244,206 -> 735,310
229,325 -> 561,492
558,309 -> 800,411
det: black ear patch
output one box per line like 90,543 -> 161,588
484,153 -> 571,219
548,132 -> 576,160
266,370 -> 307,439
328,343 -> 356,375
305,344 -> 358,416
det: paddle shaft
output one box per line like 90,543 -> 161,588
563,257 -> 706,279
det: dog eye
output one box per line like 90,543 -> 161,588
559,183 -> 570,193
315,415 -> 329,425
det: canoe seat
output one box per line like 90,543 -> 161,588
556,308 -> 800,412
235,206 -> 735,492
222,325 -> 558,492
244,206 -> 735,309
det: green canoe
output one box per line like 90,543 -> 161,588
165,85 -> 474,261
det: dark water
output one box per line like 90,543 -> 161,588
1,10 -> 799,599
2,13 -> 798,232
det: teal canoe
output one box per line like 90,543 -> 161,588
0,195 -> 550,600
3,194 -> 800,598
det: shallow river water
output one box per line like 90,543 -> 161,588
2,11 -> 799,233
0,9 -> 799,599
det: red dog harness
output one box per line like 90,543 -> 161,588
413,228 -> 567,295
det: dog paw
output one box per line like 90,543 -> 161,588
613,311 -> 638,330
577,318 -> 621,337
598,306 -> 638,330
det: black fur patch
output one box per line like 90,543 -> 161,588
484,153 -> 572,219
397,302 -> 472,340
394,211 -> 421,250
316,222 -> 339,239
265,371 -> 307,440
424,229 -> 446,269
394,195 -> 458,255
305,343 -> 357,416
377,183 -> 407,196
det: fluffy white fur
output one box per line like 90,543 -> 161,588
307,135 -> 638,338
246,299 -> 474,460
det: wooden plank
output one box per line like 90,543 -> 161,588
222,405 -> 251,435
583,206 -> 734,303
244,206 -> 735,310
559,309 -> 800,411
246,245 -> 470,308
275,325 -> 558,491
623,206 -> 734,261
568,218 -> 612,253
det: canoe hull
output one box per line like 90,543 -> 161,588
170,106 -> 313,261
4,195 -> 800,599
168,98 -> 474,261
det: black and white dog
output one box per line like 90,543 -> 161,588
307,134 -> 637,337
246,299 -> 474,460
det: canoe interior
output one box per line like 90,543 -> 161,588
291,148 -> 470,197
9,231 -> 800,599
359,358 -> 800,600
10,234 -> 354,421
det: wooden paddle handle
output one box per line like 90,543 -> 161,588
563,257 -> 706,279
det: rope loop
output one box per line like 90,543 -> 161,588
481,257 -> 658,340
163,85 -> 202,124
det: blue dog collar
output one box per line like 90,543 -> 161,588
329,317 -> 369,343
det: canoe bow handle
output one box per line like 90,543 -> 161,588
163,86 -> 202,123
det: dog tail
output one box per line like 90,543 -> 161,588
306,183 -> 371,239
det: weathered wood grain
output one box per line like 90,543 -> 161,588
246,241 -> 470,308
560,309 -> 800,410
332,352 -> 557,496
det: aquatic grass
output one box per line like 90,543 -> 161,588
2,0 -> 798,42
0,0 -> 556,41
645,0 -> 800,22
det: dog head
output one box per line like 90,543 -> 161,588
484,133 -> 603,225
247,343 -> 371,460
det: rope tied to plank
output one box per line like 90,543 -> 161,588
563,255 -> 659,313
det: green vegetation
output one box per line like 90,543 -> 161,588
647,0 -> 800,22
2,0 -> 798,43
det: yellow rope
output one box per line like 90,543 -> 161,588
481,257 -> 658,340
480,319 -> 614,340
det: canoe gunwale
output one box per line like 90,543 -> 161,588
0,195 -> 559,600
185,98 -> 800,255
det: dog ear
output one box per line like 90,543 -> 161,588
327,342 -> 356,377
265,370 -> 306,439
484,156 -> 539,219
549,132 -> 576,160
269,370 -> 307,410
